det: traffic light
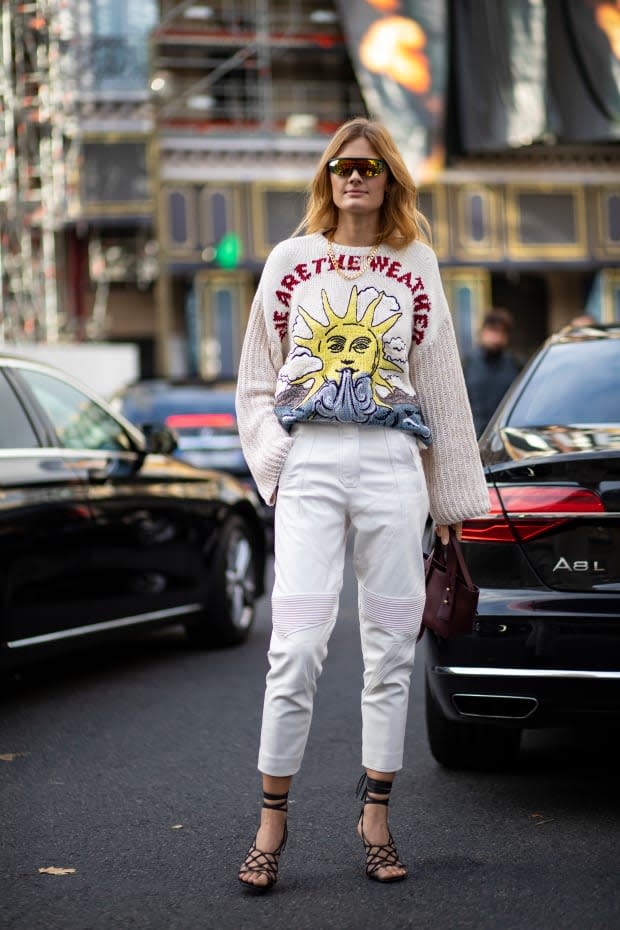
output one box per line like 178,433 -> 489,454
214,232 -> 243,269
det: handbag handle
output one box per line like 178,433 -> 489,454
433,528 -> 476,589
447,528 -> 476,588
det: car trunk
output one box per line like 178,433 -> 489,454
486,430 -> 620,593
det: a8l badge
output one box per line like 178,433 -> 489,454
552,558 -> 606,572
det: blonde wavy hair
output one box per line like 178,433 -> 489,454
295,117 -> 431,248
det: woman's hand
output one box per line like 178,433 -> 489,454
435,522 -> 462,545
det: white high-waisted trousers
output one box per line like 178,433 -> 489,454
258,422 -> 430,777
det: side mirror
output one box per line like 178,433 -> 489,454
140,422 -> 178,456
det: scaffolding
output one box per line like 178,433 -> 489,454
0,0 -> 81,343
149,1 -> 359,376
152,0 -> 355,135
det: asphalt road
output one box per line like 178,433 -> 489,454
1,555 -> 619,930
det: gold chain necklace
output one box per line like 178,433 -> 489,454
326,239 -> 380,281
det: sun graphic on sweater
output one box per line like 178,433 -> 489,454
291,286 -> 403,404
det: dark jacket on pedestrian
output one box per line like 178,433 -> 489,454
463,346 -> 522,437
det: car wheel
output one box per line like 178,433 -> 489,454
425,673 -> 521,770
185,514 -> 258,648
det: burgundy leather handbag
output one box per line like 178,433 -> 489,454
419,529 -> 479,639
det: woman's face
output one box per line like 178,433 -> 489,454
329,137 -> 389,220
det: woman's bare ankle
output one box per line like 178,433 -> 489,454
255,806 -> 287,851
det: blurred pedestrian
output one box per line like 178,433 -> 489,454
235,117 -> 489,891
463,308 -> 522,437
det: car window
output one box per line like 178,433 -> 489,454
507,340 -> 620,426
19,369 -> 134,452
121,389 -> 237,423
0,370 -> 39,449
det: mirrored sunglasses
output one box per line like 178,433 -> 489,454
327,157 -> 387,178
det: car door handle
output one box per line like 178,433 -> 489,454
69,458 -> 113,482
87,466 -> 113,483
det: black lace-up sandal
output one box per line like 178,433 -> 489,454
238,791 -> 288,892
356,773 -> 407,883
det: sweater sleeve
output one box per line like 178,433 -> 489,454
235,288 -> 294,506
410,262 -> 490,525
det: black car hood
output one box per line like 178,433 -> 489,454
482,425 -> 620,465
138,454 -> 257,504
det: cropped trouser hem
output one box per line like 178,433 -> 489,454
258,752 -> 302,778
360,751 -> 406,774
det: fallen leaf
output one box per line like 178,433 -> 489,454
0,753 -> 28,762
171,824 -> 183,830
38,867 -> 76,876
530,812 -> 554,825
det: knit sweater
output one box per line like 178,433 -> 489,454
235,232 -> 490,525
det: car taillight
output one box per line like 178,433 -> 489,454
461,485 -> 605,543
165,413 -> 236,429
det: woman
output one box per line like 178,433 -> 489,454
235,117 -> 489,890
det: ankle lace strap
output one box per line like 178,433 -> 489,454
262,790 -> 289,811
355,773 -> 393,806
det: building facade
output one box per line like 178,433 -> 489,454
151,0 -> 365,377
2,1 -> 619,378
152,0 -> 620,380
0,0 -> 158,372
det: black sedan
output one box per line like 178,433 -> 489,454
424,323 -> 620,769
110,380 -> 247,477
0,354 -> 266,668
111,379 -> 274,533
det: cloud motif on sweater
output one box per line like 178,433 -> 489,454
383,336 -> 407,367
278,347 -> 322,385
357,287 -> 400,323
291,303 -> 329,338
